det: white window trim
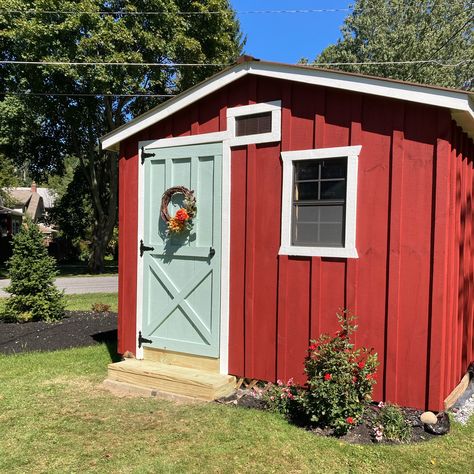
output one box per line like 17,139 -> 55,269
227,100 -> 281,147
279,145 -> 361,259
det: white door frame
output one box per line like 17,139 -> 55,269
137,131 -> 231,375
135,100 -> 282,375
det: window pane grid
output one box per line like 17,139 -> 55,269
292,158 -> 347,247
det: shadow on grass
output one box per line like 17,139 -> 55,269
92,329 -> 121,363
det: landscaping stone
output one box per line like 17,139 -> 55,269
420,411 -> 437,425
424,412 -> 450,435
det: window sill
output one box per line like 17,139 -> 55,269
278,245 -> 358,259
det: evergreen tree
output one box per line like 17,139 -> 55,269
2,219 -> 65,322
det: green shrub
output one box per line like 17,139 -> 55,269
1,219 -> 65,322
301,311 -> 378,435
374,403 -> 412,443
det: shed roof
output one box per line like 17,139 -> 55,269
101,58 -> 474,152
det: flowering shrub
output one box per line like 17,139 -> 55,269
301,311 -> 378,435
252,379 -> 302,418
372,403 -> 412,443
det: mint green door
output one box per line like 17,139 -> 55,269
141,142 -> 222,358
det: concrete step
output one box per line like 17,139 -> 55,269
106,359 -> 236,401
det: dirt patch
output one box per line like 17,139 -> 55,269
0,311 -> 117,355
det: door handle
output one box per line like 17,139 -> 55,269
209,247 -> 216,258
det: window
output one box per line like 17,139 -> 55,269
227,101 -> 281,146
293,158 -> 347,247
235,112 -> 272,137
280,146 -> 361,258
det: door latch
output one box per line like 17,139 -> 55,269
138,331 -> 152,348
209,247 -> 216,258
140,240 -> 155,257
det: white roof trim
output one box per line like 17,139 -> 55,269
101,61 -> 474,151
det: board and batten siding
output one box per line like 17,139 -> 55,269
118,75 -> 474,411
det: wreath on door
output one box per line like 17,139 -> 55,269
160,186 -> 197,234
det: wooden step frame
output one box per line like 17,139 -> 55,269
107,359 -> 235,401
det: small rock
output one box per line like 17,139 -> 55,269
424,412 -> 450,435
420,411 -> 437,425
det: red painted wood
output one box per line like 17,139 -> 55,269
228,146 -> 247,375
247,142 -> 281,380
116,74 -> 474,411
244,144 -> 258,378
428,110 -> 451,409
117,139 -> 139,355
384,102 -> 405,404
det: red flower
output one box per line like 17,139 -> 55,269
346,416 -> 355,424
308,343 -> 318,351
324,373 -> 332,381
358,361 -> 365,369
175,208 -> 189,223
352,376 -> 357,383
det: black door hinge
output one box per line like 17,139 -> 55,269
138,331 -> 152,348
141,147 -> 155,164
209,246 -> 216,258
140,239 -> 155,257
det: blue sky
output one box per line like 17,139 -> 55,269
230,0 -> 352,63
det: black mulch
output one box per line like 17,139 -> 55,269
217,392 -> 440,444
0,311 -> 117,355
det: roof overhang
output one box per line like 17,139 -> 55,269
101,60 -> 474,152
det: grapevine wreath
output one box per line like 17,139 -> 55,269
160,186 -> 197,234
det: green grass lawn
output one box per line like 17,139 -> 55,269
62,293 -> 118,312
0,345 -> 472,473
0,263 -> 118,279
0,293 -> 118,313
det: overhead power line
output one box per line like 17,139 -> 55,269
0,59 -> 472,67
428,14 -> 474,60
0,8 -> 352,16
0,60 -> 227,67
0,92 -> 175,97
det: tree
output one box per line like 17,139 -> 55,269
312,0 -> 473,90
1,219 -> 65,322
0,153 -> 22,207
0,0 -> 243,271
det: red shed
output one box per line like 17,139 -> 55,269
101,59 -> 474,409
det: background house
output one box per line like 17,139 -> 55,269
8,182 -> 56,223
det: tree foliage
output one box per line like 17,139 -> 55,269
1,219 -> 65,322
0,0 -> 243,271
313,0 -> 473,90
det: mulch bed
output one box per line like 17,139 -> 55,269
217,390 -> 441,444
0,311 -> 117,355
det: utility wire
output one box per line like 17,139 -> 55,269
0,92 -> 175,97
0,8 -> 352,15
427,13 -> 474,61
1,59 -> 472,67
0,60 -> 227,67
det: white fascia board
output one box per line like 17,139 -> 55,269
102,60 -> 474,151
249,62 -> 472,113
101,64 -> 249,151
